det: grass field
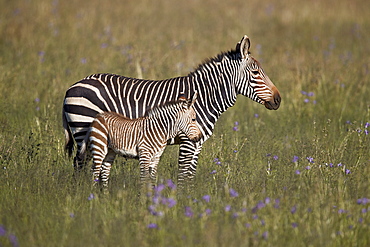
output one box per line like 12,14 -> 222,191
1,0 -> 369,246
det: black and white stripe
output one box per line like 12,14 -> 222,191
63,35 -> 281,182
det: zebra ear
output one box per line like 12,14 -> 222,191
238,35 -> 250,59
189,92 -> 198,107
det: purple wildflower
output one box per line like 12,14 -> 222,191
365,130 -> 368,135
357,198 -> 369,205
210,170 -> 217,174
184,206 -> 193,217
291,205 -> 297,214
80,58 -> 87,64
166,179 -> 176,190
234,121 -> 239,126
88,193 -> 95,201
304,98 -> 309,103
147,223 -> 158,229
292,222 -> 298,228
338,209 -> 346,214
295,170 -> 301,175
225,205 -> 231,212
292,156 -> 299,162
154,184 -> 165,194
361,208 -> 367,213
305,166 -> 311,170
233,126 -> 239,131
164,198 -> 177,208
301,91 -> 307,95
306,157 -> 314,163
265,197 -> 271,204
262,231 -> 268,240
0,225 -> 6,236
337,163 -> 343,167
205,209 -> 211,215
254,113 -> 259,118
345,169 -> 351,175
229,188 -> 239,197
245,223 -> 251,228
69,213 -> 75,218
202,195 -> 211,203
307,92 -> 315,97
273,155 -> 278,160
365,122 -> 370,128
9,234 -> 19,247
35,98 -> 40,103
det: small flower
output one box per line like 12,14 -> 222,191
345,169 -> 351,175
69,213 -> 75,218
365,122 -> 370,128
225,205 -> 231,212
205,209 -> 211,215
245,223 -> 251,228
292,156 -> 299,162
184,206 -> 193,217
295,170 -> 301,175
80,58 -> 87,64
306,157 -> 314,163
305,166 -> 311,170
210,170 -> 217,174
337,163 -> 343,167
254,113 -> 259,118
166,179 -> 176,190
304,98 -> 309,103
301,91 -> 307,95
291,205 -> 297,214
233,126 -> 239,131
262,231 -> 268,240
307,92 -> 315,97
164,198 -> 177,208
265,197 -> 271,204
292,222 -> 298,228
229,188 -> 239,197
0,225 -> 6,236
234,121 -> 239,126
147,223 -> 158,229
154,184 -> 165,194
88,193 -> 95,201
338,209 -> 346,214
273,155 -> 278,160
202,195 -> 211,203
35,98 -> 40,103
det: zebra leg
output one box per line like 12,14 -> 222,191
178,138 -> 203,185
100,149 -> 116,187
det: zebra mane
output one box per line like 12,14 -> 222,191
189,49 -> 242,75
144,100 -> 184,118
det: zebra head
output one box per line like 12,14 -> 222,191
235,35 -> 281,110
177,93 -> 203,142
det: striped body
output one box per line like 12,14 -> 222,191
63,35 -> 281,183
80,96 -> 201,186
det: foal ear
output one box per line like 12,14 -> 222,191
178,93 -> 189,109
237,35 -> 250,59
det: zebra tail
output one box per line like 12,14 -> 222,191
62,106 -> 74,157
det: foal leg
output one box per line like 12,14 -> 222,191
100,149 -> 116,188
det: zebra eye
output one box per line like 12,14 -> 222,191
192,118 -> 196,121
251,70 -> 259,75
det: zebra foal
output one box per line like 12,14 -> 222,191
79,94 -> 202,187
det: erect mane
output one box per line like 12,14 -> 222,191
144,100 -> 183,118
188,49 -> 242,75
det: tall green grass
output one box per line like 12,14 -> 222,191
1,0 -> 369,246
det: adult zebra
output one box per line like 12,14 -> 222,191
63,35 -> 281,183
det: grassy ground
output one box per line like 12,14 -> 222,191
0,0 -> 369,246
